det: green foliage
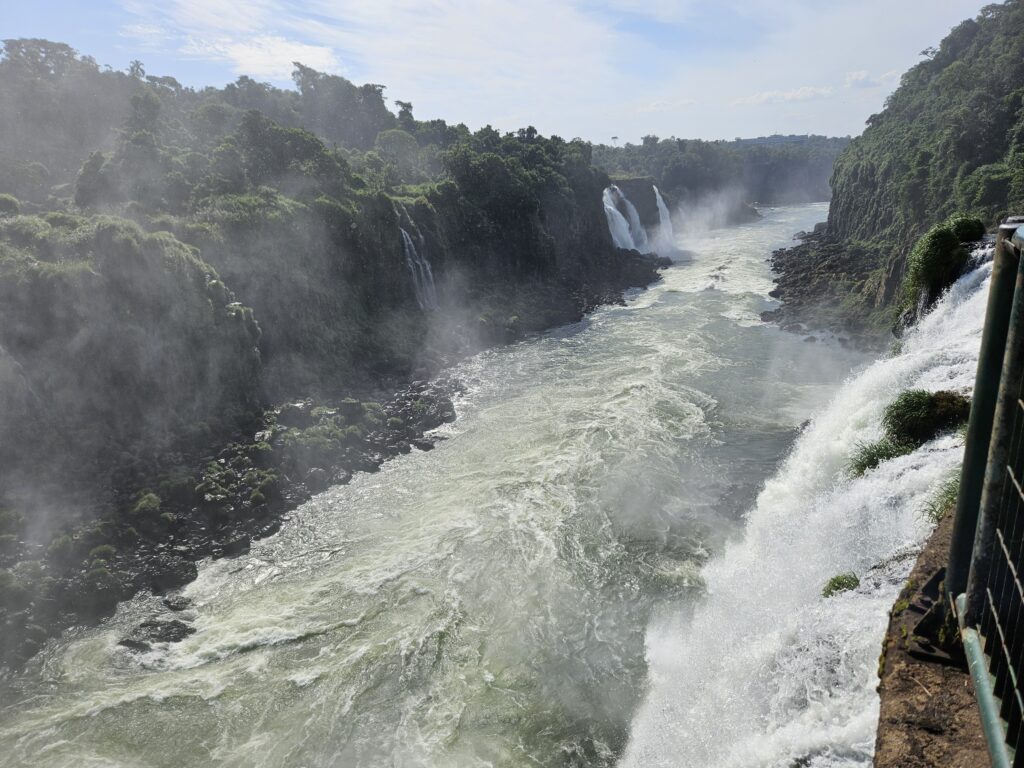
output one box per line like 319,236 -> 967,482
0,194 -> 19,215
850,389 -> 970,475
901,223 -> 967,309
882,389 -> 970,445
88,544 -> 116,561
46,535 -> 74,563
823,572 -> 860,598
593,135 -> 850,205
945,213 -> 987,243
922,473 -> 960,523
827,2 -> 1024,305
849,437 -> 914,476
131,492 -> 161,516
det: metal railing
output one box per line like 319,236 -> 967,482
947,216 -> 1024,768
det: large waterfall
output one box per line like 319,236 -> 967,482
400,227 -> 438,311
621,255 -> 991,766
653,185 -> 675,252
603,185 -> 650,252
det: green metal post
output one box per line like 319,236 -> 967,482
947,220 -> 1023,611
964,223 -> 1024,626
956,594 -> 1014,768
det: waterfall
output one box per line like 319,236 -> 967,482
653,185 -> 675,252
603,185 -> 651,252
400,227 -> 438,311
603,191 -> 636,249
621,258 -> 992,767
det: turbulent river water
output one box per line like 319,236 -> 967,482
0,203 -> 990,767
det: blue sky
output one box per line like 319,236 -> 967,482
4,0 -> 987,142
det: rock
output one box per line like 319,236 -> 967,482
147,554 -> 198,595
277,402 -> 315,429
331,469 -> 353,486
305,467 -> 330,493
121,618 -> 196,649
222,535 -> 251,557
162,594 -> 191,612
411,438 -> 435,452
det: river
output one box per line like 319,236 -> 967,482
0,203 -> 988,767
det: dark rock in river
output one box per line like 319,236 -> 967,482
120,618 -> 196,650
162,594 -> 191,612
305,467 -> 330,493
146,554 -> 198,595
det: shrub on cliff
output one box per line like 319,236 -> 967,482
849,389 -> 970,476
0,194 -> 19,216
849,437 -> 913,476
944,214 -> 986,244
883,389 -> 970,446
901,224 -> 968,311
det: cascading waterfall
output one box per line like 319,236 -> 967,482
603,187 -> 638,249
603,185 -> 650,252
621,254 -> 993,767
400,227 -> 438,310
653,185 -> 675,252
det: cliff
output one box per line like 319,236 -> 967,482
766,1 -> 1024,341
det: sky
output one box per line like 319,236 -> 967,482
4,0 -> 988,143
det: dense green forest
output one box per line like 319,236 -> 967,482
593,134 -> 850,206
770,0 -> 1024,336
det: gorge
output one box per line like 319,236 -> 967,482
2,1 -> 1023,765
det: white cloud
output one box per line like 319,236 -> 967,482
180,35 -> 340,79
734,86 -> 833,105
845,69 -> 875,87
119,23 -> 174,49
116,0 -> 985,140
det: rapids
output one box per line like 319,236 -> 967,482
1,203 -> 966,768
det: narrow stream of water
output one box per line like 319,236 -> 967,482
1,204 -> 925,767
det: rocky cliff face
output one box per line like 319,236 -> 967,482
0,214 -> 262,495
768,2 -> 1024,341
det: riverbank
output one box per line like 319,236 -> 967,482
761,228 -> 894,349
0,250 -> 669,669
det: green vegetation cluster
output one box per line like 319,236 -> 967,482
849,389 -> 971,476
830,3 -> 1024,245
593,134 -> 849,208
784,1 -> 1024,337
900,214 -> 987,313
823,572 -> 860,598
